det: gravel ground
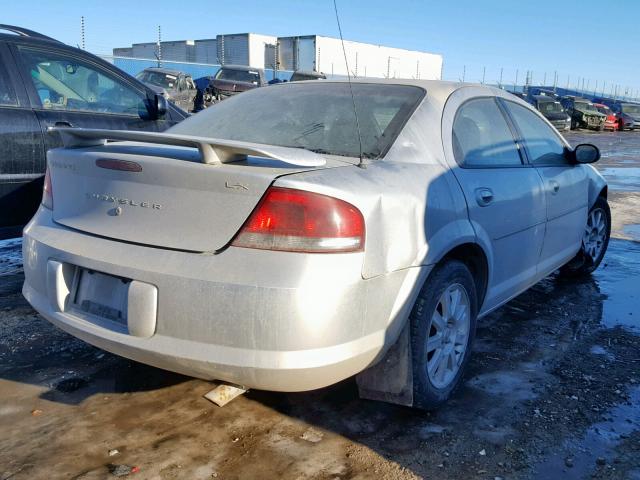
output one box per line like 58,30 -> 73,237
0,130 -> 639,480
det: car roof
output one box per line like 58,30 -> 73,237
270,78 -> 525,107
532,95 -> 557,102
593,103 -> 608,108
293,70 -> 326,77
219,64 -> 264,72
142,67 -> 186,76
0,24 -> 61,44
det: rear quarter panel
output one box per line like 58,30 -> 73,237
274,96 -> 472,280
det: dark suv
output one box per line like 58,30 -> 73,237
207,65 -> 265,103
529,95 -> 571,131
560,97 -> 606,131
0,25 -> 187,239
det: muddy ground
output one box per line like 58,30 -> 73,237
1,131 -> 639,480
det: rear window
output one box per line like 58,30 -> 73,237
169,83 -> 425,159
215,68 -> 260,84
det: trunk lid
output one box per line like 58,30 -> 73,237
48,140 -> 344,252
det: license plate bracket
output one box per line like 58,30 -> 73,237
72,269 -> 131,325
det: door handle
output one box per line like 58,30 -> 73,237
549,180 -> 560,194
53,121 -> 74,128
475,188 -> 494,207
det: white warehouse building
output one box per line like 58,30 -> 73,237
277,35 -> 442,80
113,33 -> 442,80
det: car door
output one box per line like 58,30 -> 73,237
442,90 -> 547,312
0,43 -> 45,237
185,75 -> 196,112
12,44 -> 175,153
500,99 -> 589,275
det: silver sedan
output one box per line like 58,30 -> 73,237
22,80 -> 610,409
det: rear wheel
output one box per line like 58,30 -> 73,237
410,260 -> 477,409
560,197 -> 611,277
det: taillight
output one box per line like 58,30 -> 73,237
231,187 -> 365,253
42,167 -> 53,210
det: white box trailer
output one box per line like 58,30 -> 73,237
112,47 -> 133,58
160,40 -> 195,62
217,33 -> 277,69
131,42 -> 158,60
195,39 -> 218,64
277,35 -> 442,80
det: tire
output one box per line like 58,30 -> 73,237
618,121 -> 625,131
410,260 -> 478,409
559,196 -> 611,277
596,125 -> 603,132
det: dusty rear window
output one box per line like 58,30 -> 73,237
170,83 -> 425,159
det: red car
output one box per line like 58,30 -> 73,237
594,103 -> 617,131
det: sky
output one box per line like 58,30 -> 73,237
3,0 -> 639,95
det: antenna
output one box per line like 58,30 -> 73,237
332,0 -> 365,168
80,16 -> 85,50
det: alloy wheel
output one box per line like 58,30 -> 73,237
583,208 -> 607,263
426,283 -> 471,389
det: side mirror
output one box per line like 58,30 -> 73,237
573,143 -> 601,164
154,94 -> 168,119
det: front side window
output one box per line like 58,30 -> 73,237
169,83 -> 425,159
503,101 -> 567,166
452,98 -> 522,167
20,48 -> 145,115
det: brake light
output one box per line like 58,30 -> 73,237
231,187 -> 365,253
42,167 -> 53,210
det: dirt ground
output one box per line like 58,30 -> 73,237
1,131 -> 639,480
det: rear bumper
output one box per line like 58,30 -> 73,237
22,208 -> 422,391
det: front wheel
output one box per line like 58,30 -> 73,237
559,197 -> 611,277
410,260 -> 478,409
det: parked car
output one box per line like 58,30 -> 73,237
561,97 -> 606,130
609,102 -> 640,131
508,91 -> 528,101
593,103 -> 618,131
530,95 -> 571,131
206,65 -> 265,102
0,25 -> 187,239
290,70 -> 327,82
527,87 -> 559,99
136,67 -> 197,112
22,80 -> 609,409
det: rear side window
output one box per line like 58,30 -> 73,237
502,101 -> 567,166
453,98 -> 522,167
0,61 -> 17,106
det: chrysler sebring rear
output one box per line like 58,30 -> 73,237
22,81 -> 610,408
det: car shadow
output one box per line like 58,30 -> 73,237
243,238 -> 639,478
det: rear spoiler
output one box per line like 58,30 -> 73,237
52,127 -> 326,167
